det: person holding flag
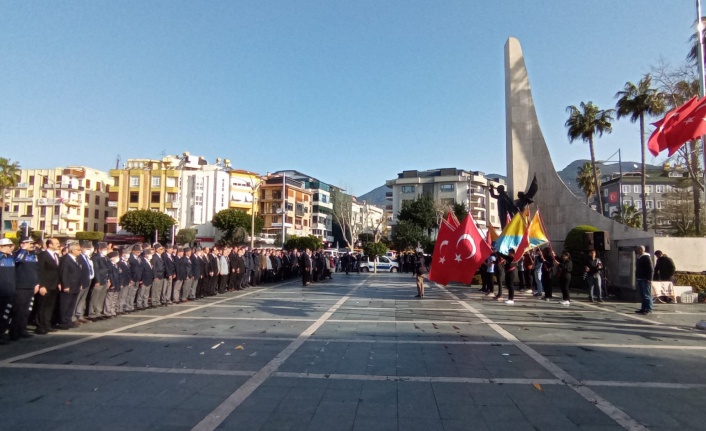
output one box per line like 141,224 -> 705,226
496,248 -> 518,305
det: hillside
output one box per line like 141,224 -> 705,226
358,185 -> 388,207
558,159 -> 660,198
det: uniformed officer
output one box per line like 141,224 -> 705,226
0,238 -> 17,344
10,237 -> 40,340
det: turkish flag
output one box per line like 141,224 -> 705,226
665,97 -> 706,156
608,191 -> 618,204
648,96 -> 700,156
429,214 -> 492,286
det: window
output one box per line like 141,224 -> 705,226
12,205 -> 19,213
604,203 -> 609,212
657,200 -> 663,209
129,191 -> 139,203
29,175 -> 34,185
635,200 -> 642,209
655,185 -> 664,193
272,216 -> 279,224
622,185 -> 630,194
313,193 -> 320,202
633,185 -> 641,193
94,209 -> 99,219
166,177 -> 176,188
645,185 -> 653,194
84,208 -> 89,217
151,192 -> 160,203
401,186 -> 415,193
40,207 -> 46,216
83,222 -> 88,231
95,195 -> 100,205
440,184 -> 455,192
85,179 -> 91,189
321,194 -> 328,203
130,176 -> 139,187
273,191 -> 282,200
104,211 -> 109,219
25,205 -> 33,216
195,196 -> 203,205
312,216 -> 319,223
39,221 -> 45,230
151,177 -> 161,187
93,222 -> 98,231
645,200 -> 654,209
603,188 -> 609,197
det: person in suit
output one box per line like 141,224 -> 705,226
182,247 -> 194,301
35,238 -> 61,335
228,247 -> 240,291
116,248 -> 131,314
58,243 -> 83,329
172,247 -> 186,303
151,244 -> 166,308
126,245 -> 143,312
161,244 -> 176,305
195,247 -> 207,299
300,248 -> 312,286
88,242 -> 110,320
137,250 -> 155,309
74,241 -> 95,323
103,251 -> 121,317
188,247 -> 202,300
208,247 -> 219,295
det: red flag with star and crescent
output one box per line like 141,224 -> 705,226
428,213 -> 492,286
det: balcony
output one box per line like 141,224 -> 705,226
3,212 -> 19,218
62,168 -> 86,178
108,201 -> 118,208
43,183 -> 85,191
63,198 -> 82,207
61,213 -> 81,222
385,191 -> 393,199
12,197 -> 33,203
37,198 -> 61,206
15,182 -> 29,189
167,201 -> 180,209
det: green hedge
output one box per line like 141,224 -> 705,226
674,273 -> 706,294
75,231 -> 105,242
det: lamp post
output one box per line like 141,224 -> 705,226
249,175 -> 264,249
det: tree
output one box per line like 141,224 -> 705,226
331,187 -> 357,248
363,241 -> 388,259
119,210 -> 175,242
175,228 -> 197,245
390,220 -> 425,252
397,194 -> 437,237
0,157 -> 20,212
615,74 -> 666,231
565,102 -> 614,213
211,209 -> 263,245
652,61 -> 703,235
657,182 -> 705,236
611,204 -> 642,229
452,202 -> 468,222
285,234 -> 323,251
576,162 -> 601,205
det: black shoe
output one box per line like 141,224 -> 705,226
35,328 -> 48,335
20,331 -> 33,339
635,309 -> 646,314
57,324 -> 71,330
415,294 -> 421,298
47,328 -> 58,333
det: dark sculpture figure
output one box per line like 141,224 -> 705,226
490,175 -> 538,229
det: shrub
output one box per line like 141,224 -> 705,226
75,231 -> 105,242
673,272 -> 706,294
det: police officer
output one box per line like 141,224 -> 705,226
10,237 -> 40,340
0,238 -> 17,344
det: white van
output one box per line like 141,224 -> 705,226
359,255 -> 399,272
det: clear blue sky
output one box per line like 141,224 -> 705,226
0,1 -> 697,196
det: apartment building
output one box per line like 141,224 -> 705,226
385,168 -> 505,233
275,170 -> 334,243
259,174 -> 312,240
2,166 -> 112,238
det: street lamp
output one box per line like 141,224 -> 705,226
248,174 -> 264,249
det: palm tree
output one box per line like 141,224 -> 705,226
565,102 -> 614,213
611,203 -> 642,229
615,74 -> 666,231
576,162 -> 601,205
0,157 -> 21,206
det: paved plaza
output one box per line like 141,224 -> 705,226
1,273 -> 705,430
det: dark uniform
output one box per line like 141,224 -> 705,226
11,248 -> 38,340
0,248 -> 17,343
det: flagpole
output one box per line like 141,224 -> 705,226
697,0 -> 706,189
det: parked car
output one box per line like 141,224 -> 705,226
359,255 -> 399,272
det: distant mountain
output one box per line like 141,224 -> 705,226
558,159 -> 660,198
358,185 -> 388,207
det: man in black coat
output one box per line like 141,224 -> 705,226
74,241 -> 95,323
137,250 -> 155,309
10,237 -> 40,340
161,244 -> 176,304
125,245 -> 143,312
653,250 -> 676,282
189,247 -> 203,300
151,244 -> 166,307
35,238 -> 61,335
173,247 -> 187,303
58,243 -> 83,329
300,249 -> 312,286
207,247 -> 219,296
88,242 -> 110,320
